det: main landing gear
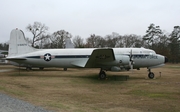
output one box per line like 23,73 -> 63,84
148,69 -> 155,79
26,67 -> 32,71
99,69 -> 106,80
98,68 -> 156,80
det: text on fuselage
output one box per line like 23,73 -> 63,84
17,44 -> 27,46
132,55 -> 158,59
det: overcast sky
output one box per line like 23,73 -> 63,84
0,0 -> 180,42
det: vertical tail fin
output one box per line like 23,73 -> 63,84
8,29 -> 36,57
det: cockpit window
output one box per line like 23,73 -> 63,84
150,50 -> 156,54
143,50 -> 156,54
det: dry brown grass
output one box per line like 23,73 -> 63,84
0,64 -> 180,112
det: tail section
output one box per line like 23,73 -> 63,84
8,29 -> 36,57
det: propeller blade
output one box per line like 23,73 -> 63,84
130,49 -> 132,61
130,64 -> 133,69
129,49 -> 134,70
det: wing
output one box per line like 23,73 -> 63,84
71,59 -> 88,67
71,48 -> 115,68
85,48 -> 115,67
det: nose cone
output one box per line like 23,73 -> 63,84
164,57 -> 168,63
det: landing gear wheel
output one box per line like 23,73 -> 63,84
148,72 -> 154,79
99,71 -> 106,80
39,67 -> 44,70
26,67 -> 32,71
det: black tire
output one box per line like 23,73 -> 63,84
99,71 -> 106,80
148,72 -> 154,79
64,68 -> 67,71
26,67 -> 32,71
39,67 -> 44,70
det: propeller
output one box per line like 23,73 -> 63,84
129,49 -> 134,70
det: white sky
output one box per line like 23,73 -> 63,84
0,0 -> 180,42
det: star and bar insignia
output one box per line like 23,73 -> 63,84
41,53 -> 55,61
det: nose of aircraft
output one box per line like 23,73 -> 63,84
164,57 -> 168,63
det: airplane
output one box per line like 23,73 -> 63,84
0,50 -> 8,63
6,29 -> 168,79
0,50 -> 8,58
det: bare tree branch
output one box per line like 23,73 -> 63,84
26,22 -> 48,47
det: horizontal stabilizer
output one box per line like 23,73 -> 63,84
6,58 -> 26,60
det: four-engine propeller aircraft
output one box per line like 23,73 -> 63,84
6,29 -> 168,79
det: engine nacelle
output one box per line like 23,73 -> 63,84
115,55 -> 130,66
98,55 -> 130,70
111,66 -> 121,72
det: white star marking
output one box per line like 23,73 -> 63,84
44,54 -> 51,61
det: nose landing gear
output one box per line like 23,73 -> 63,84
148,69 -> 154,79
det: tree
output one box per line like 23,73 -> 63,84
143,23 -> 162,49
50,30 -> 72,48
105,32 -> 119,47
169,26 -> 180,63
115,35 -> 124,47
122,34 -> 139,47
155,34 -> 169,57
73,36 -> 84,48
39,34 -> 51,49
86,34 -> 105,48
133,36 -> 146,48
115,34 -> 143,48
26,22 -> 48,47
0,43 -> 8,50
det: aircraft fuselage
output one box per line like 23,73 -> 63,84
8,48 -> 166,70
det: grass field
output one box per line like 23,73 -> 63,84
0,64 -> 180,112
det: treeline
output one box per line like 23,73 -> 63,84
1,22 -> 180,63
0,43 -> 8,50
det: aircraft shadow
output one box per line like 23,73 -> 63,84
6,68 -> 148,81
7,71 -> 130,82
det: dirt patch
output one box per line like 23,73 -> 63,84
0,64 -> 180,112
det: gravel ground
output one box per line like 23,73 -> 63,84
0,93 -> 53,112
